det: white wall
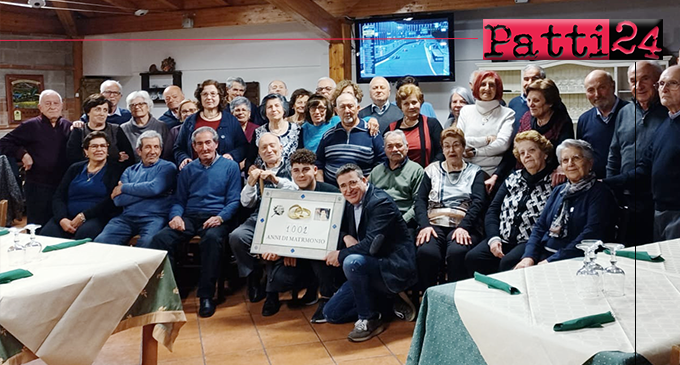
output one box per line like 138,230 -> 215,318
83,0 -> 680,121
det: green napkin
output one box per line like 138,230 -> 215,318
0,269 -> 33,284
553,311 -> 615,332
0,228 -> 8,236
605,249 -> 664,262
42,238 -> 92,252
474,272 -> 521,295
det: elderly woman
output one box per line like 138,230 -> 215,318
386,84 -> 443,167
67,93 -> 135,169
287,88 -> 312,125
168,99 -> 197,152
492,79 -> 574,188
121,90 -> 172,162
457,71 -> 515,187
415,127 -> 487,289
42,131 -> 123,239
174,79 -> 248,170
301,93 -> 334,153
444,87 -> 475,129
231,96 -> 258,143
465,131 -> 555,274
248,93 -> 302,168
515,139 -> 616,268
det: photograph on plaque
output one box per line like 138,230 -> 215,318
251,188 -> 345,260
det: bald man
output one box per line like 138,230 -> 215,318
358,76 -> 403,133
159,85 -> 185,129
577,70 -> 629,178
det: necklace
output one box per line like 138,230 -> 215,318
86,166 -> 103,182
480,105 -> 501,124
401,117 -> 419,128
443,161 -> 466,185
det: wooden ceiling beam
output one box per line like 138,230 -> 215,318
156,0 -> 185,10
263,0 -> 342,39
0,9 -> 65,35
79,4 -> 294,35
51,1 -> 79,37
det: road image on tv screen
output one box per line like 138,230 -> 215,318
358,18 -> 450,79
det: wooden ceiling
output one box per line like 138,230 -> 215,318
0,0 -> 590,39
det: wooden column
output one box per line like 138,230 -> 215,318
329,23 -> 352,82
73,40 -> 83,98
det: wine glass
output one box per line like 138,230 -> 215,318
603,243 -> 625,297
24,224 -> 43,263
575,243 -> 603,299
6,227 -> 26,267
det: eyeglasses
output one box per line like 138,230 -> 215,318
102,91 -> 121,96
88,144 -> 109,150
310,105 -> 327,112
129,103 -> 148,109
655,80 -> 680,91
201,92 -> 220,98
561,155 -> 584,165
316,86 -> 334,92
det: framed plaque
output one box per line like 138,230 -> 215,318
251,188 -> 345,260
5,74 -> 44,124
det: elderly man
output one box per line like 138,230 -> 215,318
268,80 -> 288,97
316,93 -> 386,185
508,65 -> 546,123
95,131 -> 176,248
158,85 -> 185,129
316,77 -> 337,100
226,76 -> 247,103
369,130 -> 423,228
358,76 -> 403,133
0,90 -> 71,225
98,80 -> 131,125
606,65 -> 680,241
577,70 -> 629,178
322,163 -> 417,342
256,149 -> 341,317
607,61 -> 666,245
229,133 -> 297,304
150,126 -> 241,317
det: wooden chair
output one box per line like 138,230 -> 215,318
0,199 -> 8,227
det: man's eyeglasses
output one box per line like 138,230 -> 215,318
102,91 -> 121,96
316,86 -> 334,92
655,80 -> 680,91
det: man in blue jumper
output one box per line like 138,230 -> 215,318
150,126 -> 242,318
95,130 -> 177,248
577,70 -> 629,178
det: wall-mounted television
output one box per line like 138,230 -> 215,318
354,13 -> 454,84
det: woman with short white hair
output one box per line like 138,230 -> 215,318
121,90 -> 172,162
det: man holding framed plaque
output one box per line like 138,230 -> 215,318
322,163 -> 418,342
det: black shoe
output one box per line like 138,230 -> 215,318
199,298 -> 216,318
247,272 -> 265,303
393,291 -> 416,321
310,298 -> 328,323
348,314 -> 385,342
289,288 -> 319,308
262,293 -> 281,317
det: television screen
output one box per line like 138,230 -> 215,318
354,13 -> 454,83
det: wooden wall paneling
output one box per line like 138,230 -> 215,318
328,22 -> 352,82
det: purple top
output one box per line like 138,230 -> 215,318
0,115 -> 72,186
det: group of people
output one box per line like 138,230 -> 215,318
2,60 -> 680,343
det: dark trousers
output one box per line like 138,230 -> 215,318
229,214 -> 258,278
654,210 -> 680,241
41,216 -> 108,240
416,225 -> 482,290
150,213 -> 229,299
266,258 -> 343,297
24,182 -> 56,227
465,238 -> 526,275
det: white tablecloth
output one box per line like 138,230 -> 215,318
453,241 -> 680,365
0,234 -> 176,365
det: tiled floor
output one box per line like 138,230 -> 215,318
27,288 -> 415,365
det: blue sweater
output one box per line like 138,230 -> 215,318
315,119 -> 386,185
159,109 -> 181,129
507,95 -> 529,125
608,115 -> 680,211
114,159 -> 177,217
522,181 -> 616,262
577,98 -> 629,178
170,156 -> 241,222
173,112 -> 248,165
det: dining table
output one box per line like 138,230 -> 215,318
0,232 -> 186,365
407,240 -> 680,365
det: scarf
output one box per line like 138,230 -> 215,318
548,172 -> 597,239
